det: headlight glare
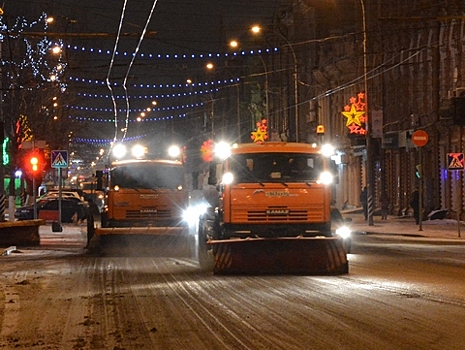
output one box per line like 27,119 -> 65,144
183,203 -> 208,225
318,171 -> 333,185
335,226 -> 351,239
222,172 -> 234,185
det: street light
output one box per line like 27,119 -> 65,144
257,54 -> 270,122
206,62 -> 241,142
251,25 -> 299,142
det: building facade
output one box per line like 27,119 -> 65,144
277,0 -> 465,218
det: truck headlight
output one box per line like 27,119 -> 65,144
183,203 -> 208,226
335,225 -> 351,239
318,171 -> 333,185
222,172 -> 234,185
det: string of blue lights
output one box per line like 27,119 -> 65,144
68,101 -> 203,114
65,44 -> 278,60
76,88 -> 219,99
67,76 -> 239,89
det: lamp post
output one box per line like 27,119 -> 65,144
229,39 -> 269,139
251,25 -> 299,142
206,62 -> 241,142
256,54 -> 270,124
360,0 -> 374,226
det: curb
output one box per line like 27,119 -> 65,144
353,230 -> 465,245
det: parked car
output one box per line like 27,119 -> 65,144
15,197 -> 89,222
39,190 -> 85,201
331,207 -> 352,253
39,192 -> 83,202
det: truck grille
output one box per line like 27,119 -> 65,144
126,209 -> 172,219
247,209 -> 308,222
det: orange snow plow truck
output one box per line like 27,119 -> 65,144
198,142 -> 348,275
87,158 -> 191,256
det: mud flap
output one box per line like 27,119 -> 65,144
210,237 -> 348,275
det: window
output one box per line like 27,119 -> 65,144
228,153 -> 323,183
112,163 -> 184,190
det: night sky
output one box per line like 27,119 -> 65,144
2,1 -> 289,149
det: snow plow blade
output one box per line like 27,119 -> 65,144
95,226 -> 187,236
209,236 -> 348,275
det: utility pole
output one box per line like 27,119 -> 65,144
0,7 -> 5,221
360,0 -> 374,226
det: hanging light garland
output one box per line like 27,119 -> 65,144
0,13 -> 280,149
68,76 -> 239,89
66,44 -> 278,60
68,101 -> 203,114
76,88 -> 219,100
69,112 -> 188,123
73,134 -> 146,145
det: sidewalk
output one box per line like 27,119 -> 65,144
344,210 -> 465,242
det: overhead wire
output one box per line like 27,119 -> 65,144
120,0 -> 160,142
105,0 -> 128,154
104,0 -> 160,153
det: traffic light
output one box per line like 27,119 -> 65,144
22,150 -> 45,178
30,156 -> 39,172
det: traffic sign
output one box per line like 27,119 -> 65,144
447,153 -> 464,170
411,130 -> 428,147
51,150 -> 68,168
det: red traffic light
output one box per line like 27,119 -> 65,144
30,156 -> 39,172
20,149 -> 47,177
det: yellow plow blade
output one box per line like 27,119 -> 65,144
209,236 -> 348,275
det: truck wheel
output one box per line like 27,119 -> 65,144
100,212 -> 109,228
198,219 -> 214,272
86,214 -> 99,253
86,215 -> 95,244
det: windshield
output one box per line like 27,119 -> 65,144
111,163 -> 184,190
227,152 -> 324,183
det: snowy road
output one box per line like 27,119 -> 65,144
0,234 -> 464,349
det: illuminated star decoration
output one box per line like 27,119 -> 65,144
200,139 -> 214,162
341,92 -> 367,135
251,119 -> 268,143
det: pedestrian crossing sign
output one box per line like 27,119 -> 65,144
447,153 -> 464,170
51,150 -> 68,168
